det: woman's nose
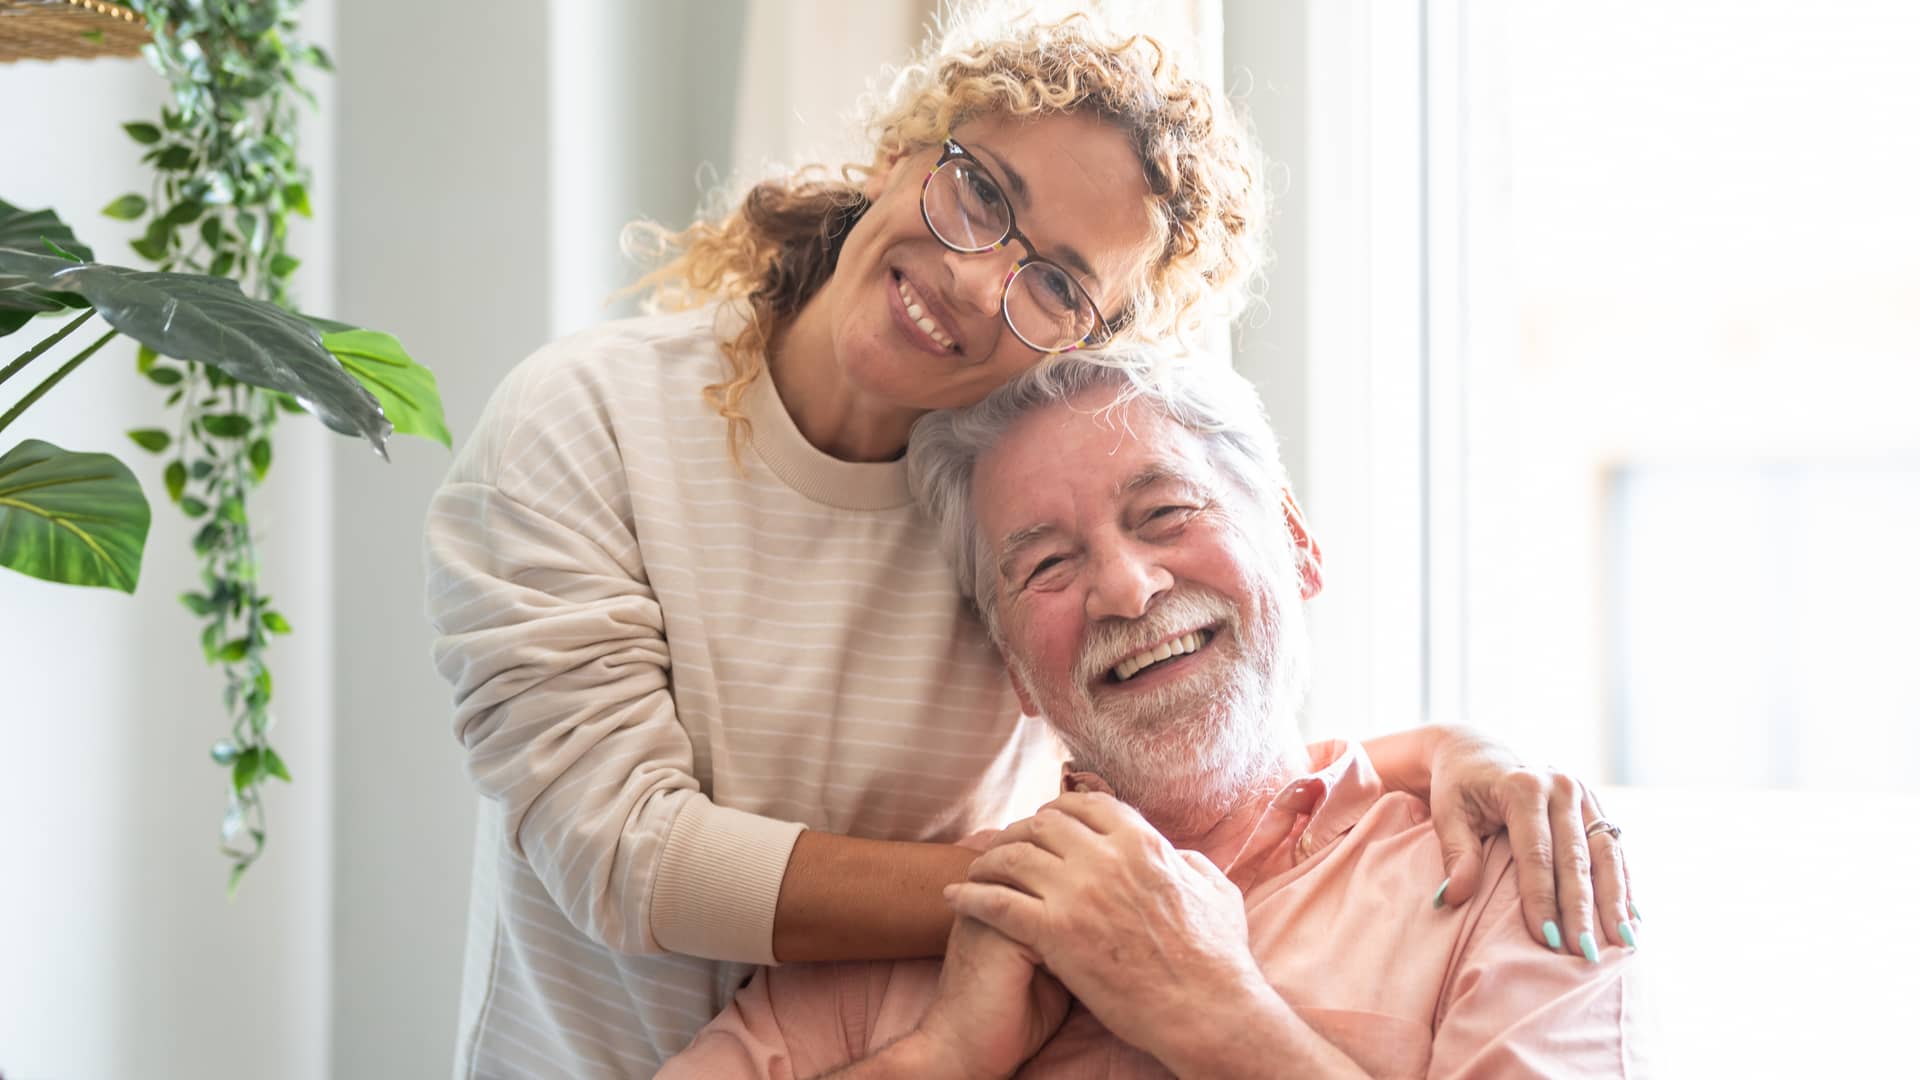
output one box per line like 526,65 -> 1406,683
941,246 -> 1015,318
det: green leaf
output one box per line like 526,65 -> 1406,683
136,344 -> 158,374
312,323 -> 451,449
217,496 -> 246,525
164,460 -> 187,503
202,413 -> 252,438
282,182 -> 312,218
208,251 -> 235,278
261,610 -> 291,634
227,862 -> 247,899
199,216 -> 223,251
218,638 -> 252,663
144,366 -> 183,386
268,253 -> 299,277
161,201 -> 204,229
247,437 -> 271,479
232,747 -> 262,791
129,236 -> 167,262
41,237 -> 82,262
181,591 -> 215,615
263,748 -> 291,782
0,251 -> 393,456
192,521 -> 221,556
189,460 -> 214,479
0,200 -> 95,332
179,496 -> 209,518
127,428 -> 171,453
154,145 -> 193,170
0,439 -> 150,592
102,194 -> 149,221
123,122 -> 163,145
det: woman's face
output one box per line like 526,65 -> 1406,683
820,110 -> 1158,412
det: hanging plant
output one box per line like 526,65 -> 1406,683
0,0 -> 448,894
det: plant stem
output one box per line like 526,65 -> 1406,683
0,310 -> 96,389
0,328 -> 121,436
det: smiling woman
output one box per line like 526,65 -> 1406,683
422,8 -> 1635,1077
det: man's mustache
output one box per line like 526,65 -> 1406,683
1072,588 -> 1239,687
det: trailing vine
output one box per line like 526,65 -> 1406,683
110,0 -> 333,892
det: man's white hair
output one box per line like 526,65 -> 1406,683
906,353 -> 1303,641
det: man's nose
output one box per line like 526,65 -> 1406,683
1085,542 -> 1172,621
941,246 -> 1015,318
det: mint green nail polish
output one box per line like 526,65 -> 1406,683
1629,900 -> 1643,922
1431,877 -> 1450,909
1580,931 -> 1599,964
1618,920 -> 1638,949
1542,920 -> 1563,951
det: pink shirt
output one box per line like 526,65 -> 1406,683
660,742 -> 1648,1078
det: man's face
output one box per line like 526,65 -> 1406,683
974,387 -> 1307,817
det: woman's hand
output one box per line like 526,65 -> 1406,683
1424,727 -> 1637,959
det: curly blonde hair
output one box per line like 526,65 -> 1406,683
626,9 -> 1265,458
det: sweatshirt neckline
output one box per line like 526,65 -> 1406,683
743,370 -> 913,511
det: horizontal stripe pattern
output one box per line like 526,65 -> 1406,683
428,307 -> 1064,1077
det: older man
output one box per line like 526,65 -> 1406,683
659,358 -> 1645,1078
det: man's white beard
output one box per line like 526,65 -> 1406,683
1014,578 -> 1309,834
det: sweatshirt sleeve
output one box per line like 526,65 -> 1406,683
423,340 -> 805,963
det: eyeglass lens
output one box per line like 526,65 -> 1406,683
922,158 -> 1099,351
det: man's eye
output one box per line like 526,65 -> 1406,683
1025,555 -> 1065,585
1146,505 -> 1190,523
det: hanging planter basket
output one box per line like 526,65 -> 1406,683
0,0 -> 148,64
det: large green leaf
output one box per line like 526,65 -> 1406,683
306,318 -> 450,449
0,439 -> 151,592
0,199 -> 96,336
0,248 -> 393,458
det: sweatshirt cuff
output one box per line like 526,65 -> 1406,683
650,798 -> 807,965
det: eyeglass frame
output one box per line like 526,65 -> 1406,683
917,137 -> 1115,355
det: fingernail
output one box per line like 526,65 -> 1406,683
1542,920 -> 1563,951
1629,900 -> 1643,922
1430,877 -> 1450,909
1618,920 -> 1638,949
1580,931 -> 1599,964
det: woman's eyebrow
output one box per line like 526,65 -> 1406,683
973,142 -> 1101,285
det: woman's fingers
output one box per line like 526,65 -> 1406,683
1547,773 -> 1599,961
1498,771 -> 1564,950
1583,791 -> 1636,949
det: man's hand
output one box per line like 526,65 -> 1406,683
944,792 -> 1267,1069
910,915 -> 1070,1080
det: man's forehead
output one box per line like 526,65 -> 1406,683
977,399 -> 1212,547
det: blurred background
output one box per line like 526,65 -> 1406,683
1,0 -> 1912,1075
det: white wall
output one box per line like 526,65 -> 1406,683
328,2 -> 744,1074
0,0 -> 338,1072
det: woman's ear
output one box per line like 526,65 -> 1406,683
860,147 -> 912,203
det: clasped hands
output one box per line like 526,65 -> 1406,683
907,792 -> 1265,1080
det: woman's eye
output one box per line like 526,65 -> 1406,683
962,169 -> 1005,218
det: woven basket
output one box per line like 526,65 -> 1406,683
0,0 -> 148,63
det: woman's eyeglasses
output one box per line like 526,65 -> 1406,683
919,138 -> 1114,354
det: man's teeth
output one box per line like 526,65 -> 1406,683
1112,630 -> 1207,682
896,277 -> 956,349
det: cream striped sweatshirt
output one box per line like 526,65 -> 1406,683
424,304 -> 1065,1077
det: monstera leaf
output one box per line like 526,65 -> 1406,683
0,439 -> 151,592
0,247 -> 393,458
304,316 -> 450,448
0,199 -> 95,336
